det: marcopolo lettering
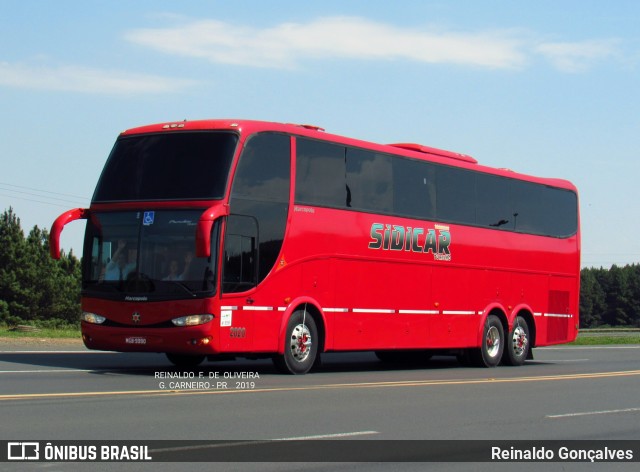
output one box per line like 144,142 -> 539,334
368,223 -> 451,261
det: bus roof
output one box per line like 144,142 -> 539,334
120,119 -> 577,192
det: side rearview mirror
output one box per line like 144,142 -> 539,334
196,203 -> 230,258
50,208 -> 90,259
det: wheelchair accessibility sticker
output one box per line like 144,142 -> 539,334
143,211 -> 155,226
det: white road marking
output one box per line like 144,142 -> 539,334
149,432 -> 380,454
547,407 -> 640,419
0,369 -> 94,374
537,359 -> 590,363
274,431 -> 379,440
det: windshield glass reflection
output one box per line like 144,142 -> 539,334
83,210 -> 217,299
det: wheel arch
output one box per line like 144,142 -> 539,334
276,297 -> 326,355
477,304 -> 508,347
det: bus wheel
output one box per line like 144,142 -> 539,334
472,314 -> 504,367
166,353 -> 206,367
273,310 -> 318,375
504,316 -> 530,366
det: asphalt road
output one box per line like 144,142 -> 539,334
1,343 -> 639,472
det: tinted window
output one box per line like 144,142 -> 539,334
231,133 -> 290,203
476,174 -> 514,230
294,137 -> 577,238
550,188 -> 578,237
225,133 -> 291,292
223,215 -> 258,293
93,132 -> 237,202
512,181 -> 577,237
346,148 -> 393,213
295,139 -> 347,207
436,166 -> 476,224
393,157 -> 436,219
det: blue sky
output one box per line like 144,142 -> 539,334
1,1 -> 639,267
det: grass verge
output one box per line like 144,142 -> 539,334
0,327 -> 80,339
568,335 -> 640,345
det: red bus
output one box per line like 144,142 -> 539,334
50,119 -> 580,374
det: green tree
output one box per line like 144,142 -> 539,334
580,268 -> 607,328
600,265 -> 633,326
624,264 -> 640,327
0,208 -> 31,323
24,225 -> 81,324
0,208 -> 81,326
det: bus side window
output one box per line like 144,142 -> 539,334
229,132 -> 290,286
223,215 -> 258,293
295,138 -> 346,208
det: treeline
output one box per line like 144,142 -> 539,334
580,265 -> 640,328
1,207 -> 639,329
0,208 -> 81,328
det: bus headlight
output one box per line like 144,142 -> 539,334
171,314 -> 214,327
82,312 -> 106,324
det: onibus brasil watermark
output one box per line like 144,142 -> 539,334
6,442 -> 151,462
4,440 -> 638,462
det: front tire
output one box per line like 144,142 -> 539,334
273,310 -> 318,375
503,316 -> 530,366
471,314 -> 504,367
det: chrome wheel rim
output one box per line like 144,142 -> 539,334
289,323 -> 312,363
511,325 -> 528,357
485,326 -> 501,358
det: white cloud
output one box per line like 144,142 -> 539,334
0,62 -> 196,94
125,16 -> 527,70
534,39 -> 620,73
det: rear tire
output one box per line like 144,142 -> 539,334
273,310 -> 318,375
166,353 -> 205,367
503,316 -> 530,366
471,314 -> 504,367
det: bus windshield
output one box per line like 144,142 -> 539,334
83,210 -> 218,300
92,131 -> 237,202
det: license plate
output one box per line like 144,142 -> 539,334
125,337 -> 147,345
